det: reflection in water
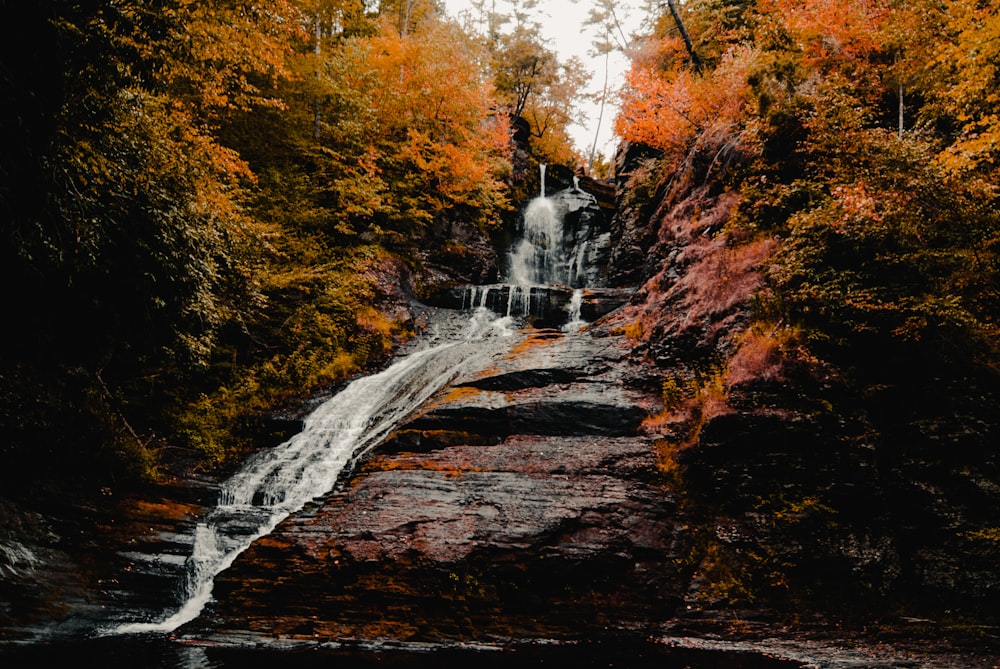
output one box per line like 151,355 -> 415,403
0,636 -> 804,669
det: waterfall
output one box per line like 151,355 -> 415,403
562,289 -> 585,333
508,196 -> 565,287
109,310 -> 516,635
505,165 -> 567,319
456,164 -> 611,328
508,164 -> 576,290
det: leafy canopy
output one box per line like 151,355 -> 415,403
616,0 -> 1000,368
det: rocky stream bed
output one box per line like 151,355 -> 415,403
2,303 -> 998,668
3,162 -> 1000,667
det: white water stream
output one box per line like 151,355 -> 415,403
563,289 -> 585,333
501,164 -> 593,321
110,164 -> 592,636
508,196 -> 564,287
110,308 -> 517,635
507,164 -> 597,293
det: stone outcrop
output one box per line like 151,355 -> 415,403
186,322 -> 690,644
547,186 -> 612,288
606,141 -> 666,287
604,139 -> 1000,627
425,285 -> 635,329
411,216 -> 501,301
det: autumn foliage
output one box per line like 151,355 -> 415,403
617,0 -> 1000,370
0,0 -> 517,483
617,39 -> 756,170
617,1 -> 1000,614
340,17 -> 512,232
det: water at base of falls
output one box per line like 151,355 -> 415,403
1,634 -> 805,668
108,307 -> 518,636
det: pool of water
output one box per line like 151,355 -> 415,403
0,636 -> 802,669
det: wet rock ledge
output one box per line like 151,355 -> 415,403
185,322 -> 687,644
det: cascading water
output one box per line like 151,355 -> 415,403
508,163 -> 569,289
508,194 -> 566,287
111,166 -> 609,631
109,307 -> 517,635
464,163 -> 609,325
563,288 -> 585,333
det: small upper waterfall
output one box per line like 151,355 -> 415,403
508,163 -> 591,289
508,195 -> 565,287
460,163 -> 611,326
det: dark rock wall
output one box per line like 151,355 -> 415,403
607,141 -> 666,287
605,140 -> 1000,623
411,215 -> 501,300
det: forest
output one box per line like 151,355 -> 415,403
619,0 -> 1000,370
2,0 -> 1000,640
1,0 -> 591,488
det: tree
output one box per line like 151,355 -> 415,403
760,0 -> 889,92
309,14 -> 511,236
290,0 -> 373,140
0,0 -> 303,482
616,37 -> 756,171
492,25 -> 558,119
379,0 -> 438,36
665,0 -> 702,70
583,0 -> 638,172
488,19 -> 585,165
519,55 -> 589,166
925,0 -> 1000,178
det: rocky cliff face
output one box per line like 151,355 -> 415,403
606,140 -> 1000,627
187,323 -> 692,645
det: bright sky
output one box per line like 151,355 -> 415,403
441,0 -> 640,163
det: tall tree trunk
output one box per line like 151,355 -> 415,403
313,14 -> 322,142
898,82 -> 904,139
666,0 -> 701,71
400,0 -> 415,37
589,49 -> 610,174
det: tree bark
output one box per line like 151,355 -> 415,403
589,49 -> 610,174
666,0 -> 702,71
898,82 -> 904,139
313,14 -> 322,142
